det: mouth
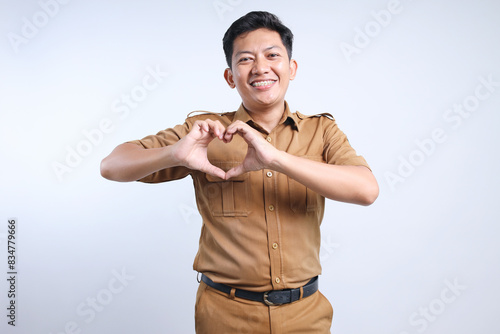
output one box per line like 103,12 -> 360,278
250,79 -> 277,88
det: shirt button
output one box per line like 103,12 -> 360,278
266,171 -> 273,178
275,277 -> 281,284
272,243 -> 278,249
266,136 -> 272,143
268,205 -> 275,211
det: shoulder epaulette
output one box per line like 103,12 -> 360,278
186,110 -> 237,118
186,110 -> 223,118
296,111 -> 334,120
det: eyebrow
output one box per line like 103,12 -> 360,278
234,45 -> 283,59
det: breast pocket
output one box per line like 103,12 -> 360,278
205,173 -> 249,217
288,156 -> 324,213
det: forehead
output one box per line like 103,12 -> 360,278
232,28 -> 285,56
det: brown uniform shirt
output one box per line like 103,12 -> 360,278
128,101 -> 370,292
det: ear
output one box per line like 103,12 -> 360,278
289,59 -> 298,81
224,68 -> 236,89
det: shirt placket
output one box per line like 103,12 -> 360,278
263,131 -> 284,290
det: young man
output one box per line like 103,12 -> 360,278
101,11 -> 378,334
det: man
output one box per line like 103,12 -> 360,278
101,11 -> 378,333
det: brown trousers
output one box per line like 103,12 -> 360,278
195,281 -> 333,334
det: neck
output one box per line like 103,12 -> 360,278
244,101 -> 285,133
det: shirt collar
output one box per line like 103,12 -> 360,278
233,101 -> 300,134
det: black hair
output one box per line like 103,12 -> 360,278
222,11 -> 294,68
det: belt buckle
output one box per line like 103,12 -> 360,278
263,291 -> 281,306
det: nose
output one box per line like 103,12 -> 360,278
251,55 -> 270,75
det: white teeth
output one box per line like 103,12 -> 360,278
251,80 -> 275,87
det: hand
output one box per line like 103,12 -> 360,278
223,120 -> 279,179
171,119 -> 227,179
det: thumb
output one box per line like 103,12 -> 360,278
225,164 -> 245,180
205,165 -> 227,180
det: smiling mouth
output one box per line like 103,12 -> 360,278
251,80 -> 277,87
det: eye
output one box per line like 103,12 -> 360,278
238,56 -> 252,64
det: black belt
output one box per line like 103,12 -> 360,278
200,274 -> 319,306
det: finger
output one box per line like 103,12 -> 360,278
225,120 -> 246,134
204,119 -> 216,136
193,120 -> 223,142
225,164 -> 245,180
223,131 -> 233,143
205,165 -> 227,180
224,122 -> 247,142
215,120 -> 226,139
227,124 -> 262,146
206,119 -> 226,140
193,120 -> 209,134
198,119 -> 224,140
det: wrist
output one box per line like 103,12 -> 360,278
163,143 -> 181,168
269,149 -> 289,173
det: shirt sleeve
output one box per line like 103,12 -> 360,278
126,121 -> 193,183
322,116 -> 371,170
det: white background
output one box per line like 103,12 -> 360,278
1,0 -> 499,333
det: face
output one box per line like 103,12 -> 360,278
224,28 -> 297,113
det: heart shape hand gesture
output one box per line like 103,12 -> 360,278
171,119 -> 279,180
